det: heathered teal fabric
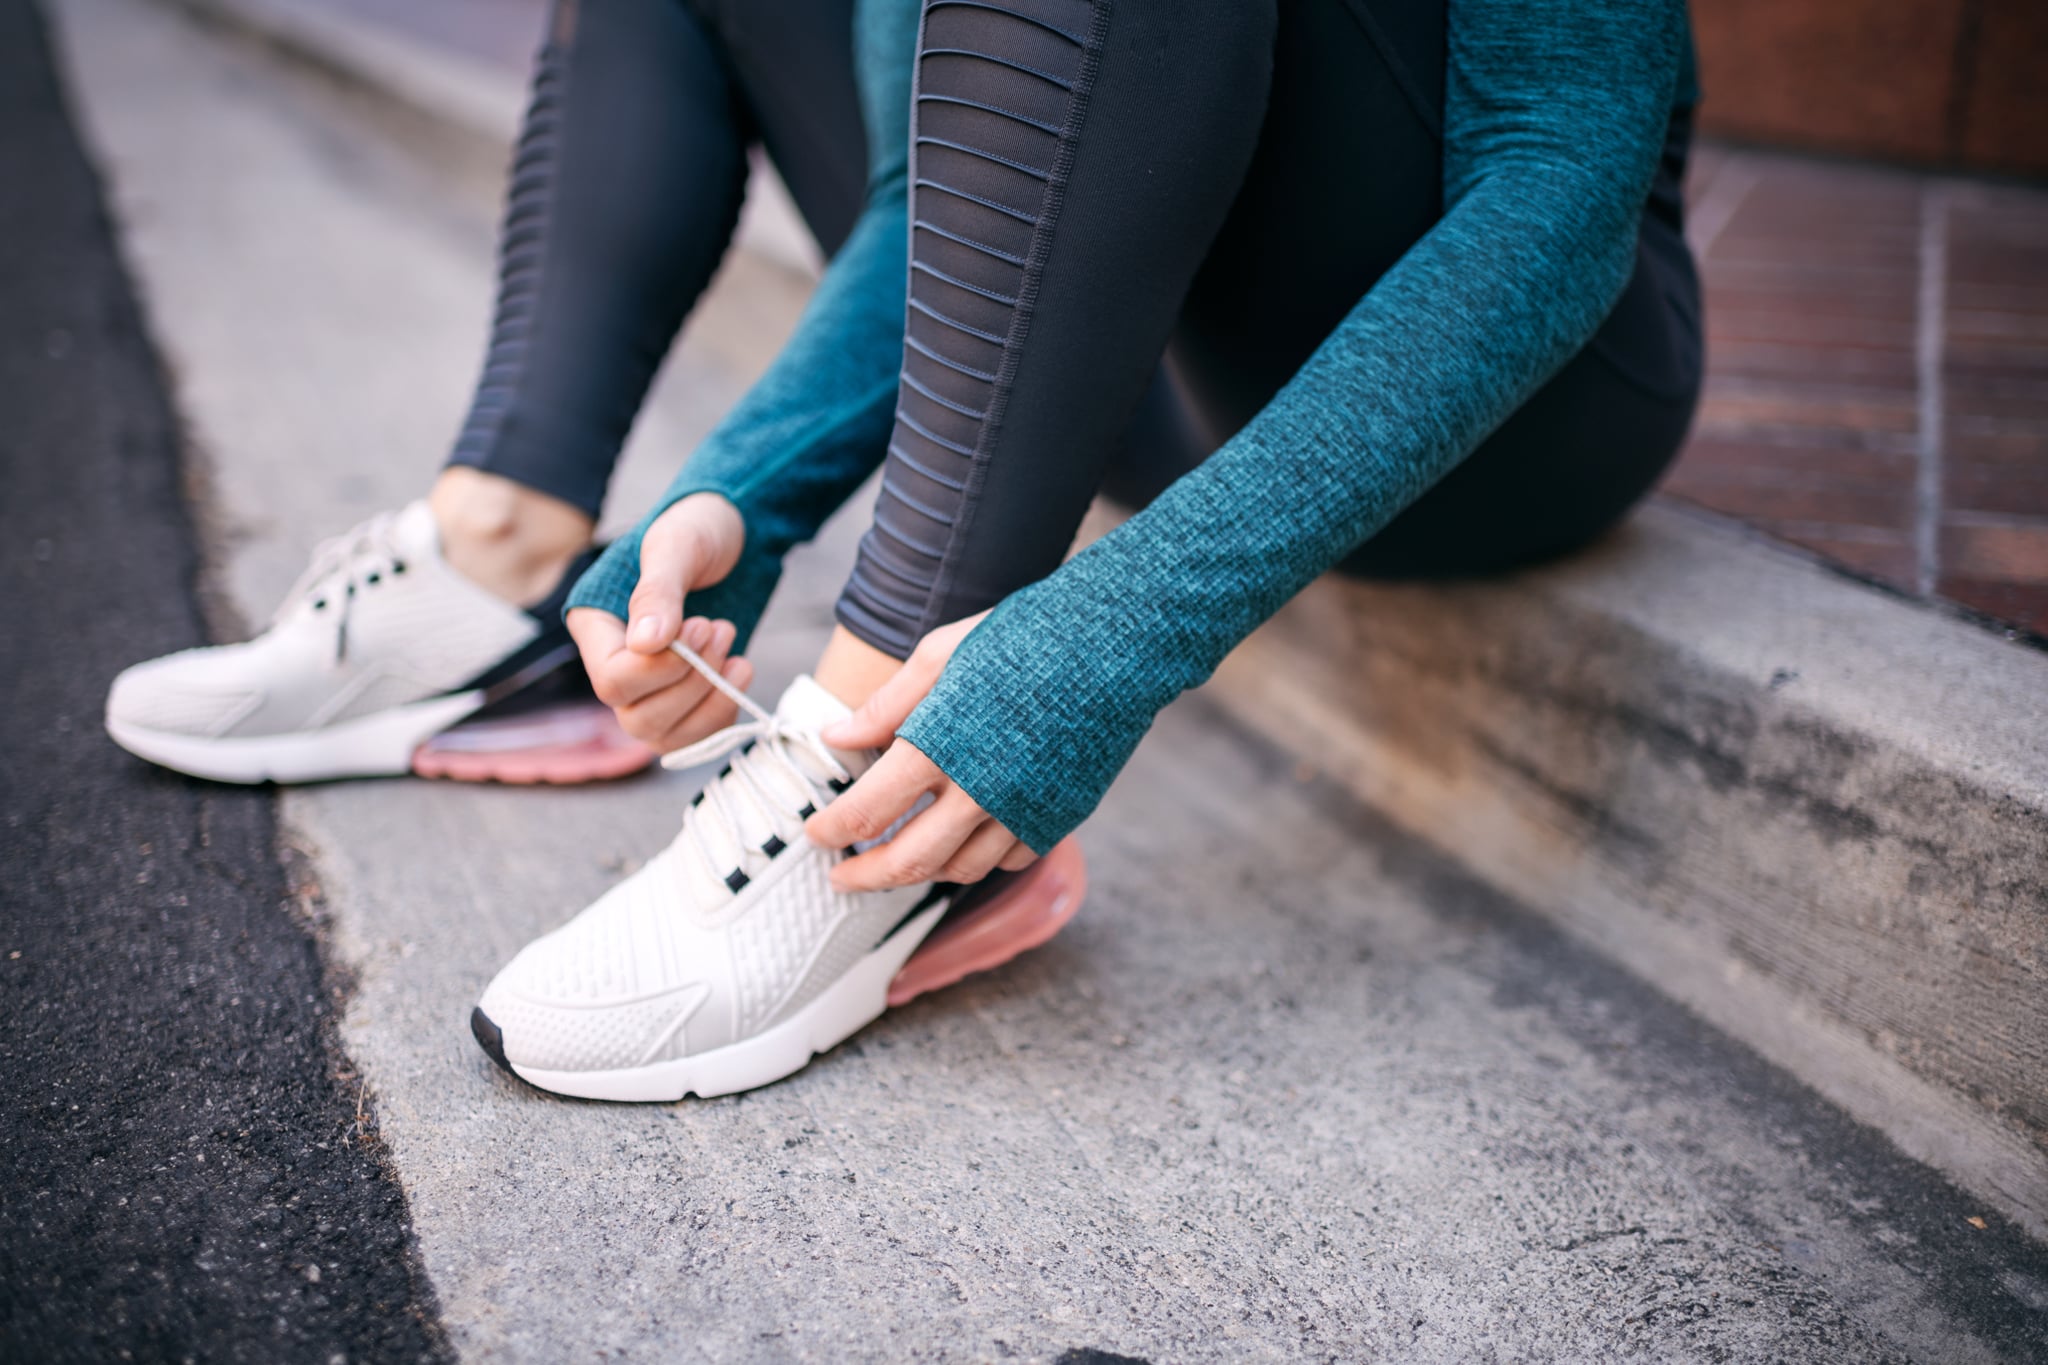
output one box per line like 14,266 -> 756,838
564,0 -> 918,636
572,0 -> 1686,855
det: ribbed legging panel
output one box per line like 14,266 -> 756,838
448,35 -> 570,476
836,0 -> 1101,655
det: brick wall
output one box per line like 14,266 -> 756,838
1693,0 -> 2048,178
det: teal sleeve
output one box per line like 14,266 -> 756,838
899,0 -> 1687,852
564,0 -> 920,643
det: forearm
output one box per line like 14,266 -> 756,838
897,194 -> 1627,847
901,0 -> 1686,851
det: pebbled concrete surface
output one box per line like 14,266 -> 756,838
0,0 -> 445,1358
42,0 -> 2048,1358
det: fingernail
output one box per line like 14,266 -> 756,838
684,618 -> 710,650
628,616 -> 659,649
819,720 -> 848,743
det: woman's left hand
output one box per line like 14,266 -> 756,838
804,612 -> 1038,892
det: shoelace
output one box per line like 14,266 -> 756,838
276,511 -> 408,661
657,642 -> 852,893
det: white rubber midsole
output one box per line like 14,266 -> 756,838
509,901 -> 951,1102
106,690 -> 484,783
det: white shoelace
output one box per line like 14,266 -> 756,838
276,511 -> 408,661
658,642 -> 851,891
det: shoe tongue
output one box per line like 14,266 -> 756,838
775,674 -> 851,730
774,675 -> 875,780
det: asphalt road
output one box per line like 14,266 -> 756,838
0,0 -> 446,1358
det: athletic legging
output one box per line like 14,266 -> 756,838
446,0 -> 869,516
455,0 -> 1699,655
836,0 -> 1701,654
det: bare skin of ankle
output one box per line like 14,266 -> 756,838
428,467 -> 594,608
811,625 -> 904,712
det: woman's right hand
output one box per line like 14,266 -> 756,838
566,492 -> 755,754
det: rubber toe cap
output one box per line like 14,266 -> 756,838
470,1006 -> 513,1075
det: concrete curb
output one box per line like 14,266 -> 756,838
153,0 -> 824,277
1202,501 -> 2048,1237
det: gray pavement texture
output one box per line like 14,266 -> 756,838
1207,499 -> 2048,1238
0,0 -> 446,1359
288,0 -> 544,71
32,0 -> 2048,1359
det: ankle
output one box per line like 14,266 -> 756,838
812,626 -> 904,711
429,468 -> 594,607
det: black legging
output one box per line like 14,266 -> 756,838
454,0 -> 1699,656
837,0 -> 1701,655
446,0 -> 868,517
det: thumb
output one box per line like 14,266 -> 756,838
625,527 -> 702,655
822,653 -> 938,749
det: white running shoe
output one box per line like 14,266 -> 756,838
106,501 -> 604,784
472,650 -> 953,1101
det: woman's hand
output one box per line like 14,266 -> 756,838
566,492 -> 754,754
806,612 -> 1037,892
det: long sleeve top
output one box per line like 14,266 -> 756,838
567,0 -> 1689,854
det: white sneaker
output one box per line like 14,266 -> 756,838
471,651 -> 951,1101
106,501 -> 590,783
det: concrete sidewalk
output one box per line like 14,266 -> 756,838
42,0 -> 2048,1358
152,0 -> 2048,1236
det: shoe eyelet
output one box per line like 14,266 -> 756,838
391,561 -> 407,575
366,572 -> 381,585
312,599 -> 327,610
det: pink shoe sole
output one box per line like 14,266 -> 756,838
888,837 -> 1087,1007
411,702 -> 655,785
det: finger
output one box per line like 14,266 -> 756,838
572,607 -> 692,709
566,606 -> 627,680
819,611 -> 987,749
626,520 -> 709,654
831,790 -> 987,892
997,843 -> 1040,872
805,744 -> 941,851
614,623 -> 731,748
722,653 -> 754,693
937,819 -> 1020,885
590,617 -> 709,709
641,653 -> 755,752
657,652 -> 753,749
698,618 -> 738,665
821,647 -> 941,749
